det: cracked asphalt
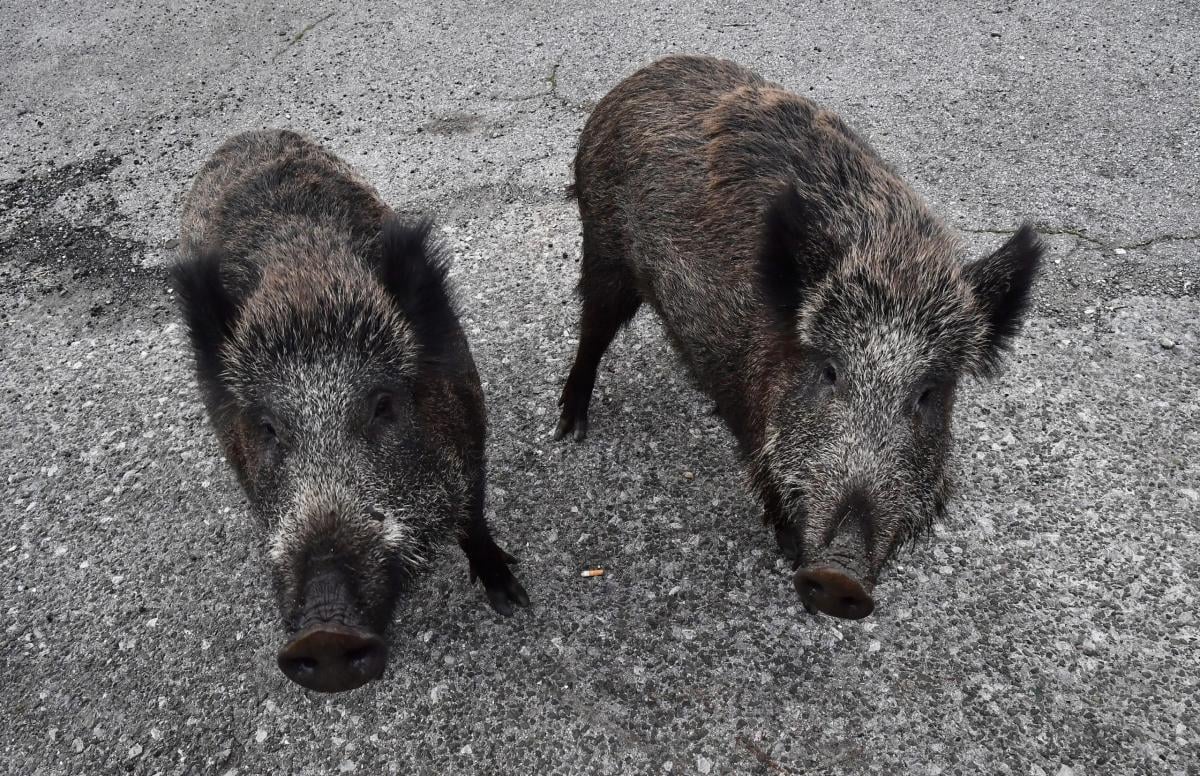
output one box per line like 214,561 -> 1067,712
2,1 -> 1197,774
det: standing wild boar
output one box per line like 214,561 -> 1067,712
555,56 -> 1041,620
173,129 -> 528,692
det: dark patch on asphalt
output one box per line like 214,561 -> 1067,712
420,112 -> 483,136
0,152 -> 166,321
0,153 -> 119,213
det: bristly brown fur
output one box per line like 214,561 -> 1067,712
173,129 -> 527,645
558,56 -> 1042,591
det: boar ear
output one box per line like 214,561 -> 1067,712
170,245 -> 240,393
757,185 -> 835,328
377,216 -> 459,367
963,223 -> 1043,373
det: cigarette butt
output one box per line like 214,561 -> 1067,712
580,568 -> 605,578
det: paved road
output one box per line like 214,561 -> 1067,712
2,1 -> 1197,774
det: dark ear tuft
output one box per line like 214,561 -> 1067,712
964,223 -> 1043,373
376,216 -> 459,367
757,185 -> 835,329
170,246 -> 239,395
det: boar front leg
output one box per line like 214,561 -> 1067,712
459,478 -> 530,617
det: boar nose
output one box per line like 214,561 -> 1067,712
276,624 -> 386,693
794,567 -> 875,620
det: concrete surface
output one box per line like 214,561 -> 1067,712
1,1 -> 1197,774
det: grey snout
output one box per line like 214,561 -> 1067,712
793,489 -> 877,619
278,559 -> 386,692
277,623 -> 386,692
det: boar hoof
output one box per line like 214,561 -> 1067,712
468,548 -> 531,616
484,574 -> 530,617
552,404 -> 589,443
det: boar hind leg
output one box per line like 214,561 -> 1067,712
459,481 -> 530,617
554,224 -> 641,442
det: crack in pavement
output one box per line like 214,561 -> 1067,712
735,734 -> 792,774
272,11 -> 336,61
493,56 -> 588,111
960,225 -> 1200,252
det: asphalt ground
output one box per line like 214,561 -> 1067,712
1,1 -> 1197,774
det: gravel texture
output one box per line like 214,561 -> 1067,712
1,1 -> 1198,774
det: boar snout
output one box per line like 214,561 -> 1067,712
793,490 -> 876,619
794,566 -> 875,620
276,561 -> 386,692
277,623 -> 386,693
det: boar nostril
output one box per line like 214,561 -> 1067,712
347,645 -> 376,665
291,657 -> 318,675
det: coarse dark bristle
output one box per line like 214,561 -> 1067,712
375,216 -> 460,368
169,244 -> 239,404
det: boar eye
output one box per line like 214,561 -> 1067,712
368,390 -> 401,428
820,362 -> 838,387
913,386 -> 936,416
259,416 -> 286,454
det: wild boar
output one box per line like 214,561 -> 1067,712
555,56 -> 1041,619
173,129 -> 528,691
